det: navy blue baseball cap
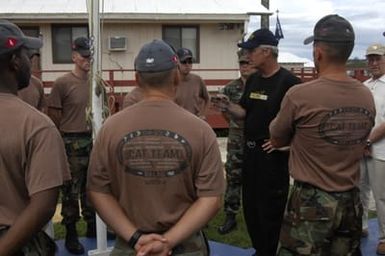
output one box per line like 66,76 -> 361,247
238,28 -> 278,49
72,37 -> 91,57
0,20 -> 42,56
176,48 -> 193,61
135,39 -> 179,72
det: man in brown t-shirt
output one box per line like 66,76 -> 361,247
122,86 -> 144,108
174,48 -> 210,119
87,39 -> 225,256
0,20 -> 70,255
269,15 -> 376,255
47,37 -> 95,254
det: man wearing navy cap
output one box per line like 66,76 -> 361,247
47,36 -> 95,254
212,28 -> 301,256
270,14 -> 375,255
0,20 -> 70,254
87,39 -> 225,255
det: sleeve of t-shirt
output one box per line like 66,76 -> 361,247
87,128 -> 112,194
269,91 -> 296,143
194,129 -> 226,197
48,80 -> 63,109
25,125 -> 71,196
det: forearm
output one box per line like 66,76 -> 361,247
88,190 -> 137,242
226,103 -> 246,120
0,188 -> 59,254
369,123 -> 385,143
163,196 -> 221,248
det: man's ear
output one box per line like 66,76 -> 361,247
9,53 -> 20,71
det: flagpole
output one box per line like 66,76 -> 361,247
87,0 -> 112,254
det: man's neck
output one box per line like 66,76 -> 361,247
372,74 -> 384,80
142,87 -> 174,101
318,63 -> 350,81
259,61 -> 280,78
72,67 -> 88,80
0,73 -> 17,95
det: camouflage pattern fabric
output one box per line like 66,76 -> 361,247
61,135 -> 95,225
220,78 -> 244,215
111,231 -> 209,256
277,182 -> 362,256
0,228 -> 56,256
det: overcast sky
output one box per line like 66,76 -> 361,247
249,0 -> 385,61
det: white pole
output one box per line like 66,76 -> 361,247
87,0 -> 112,254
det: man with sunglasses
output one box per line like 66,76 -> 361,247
217,50 -> 257,235
175,48 -> 210,119
47,36 -> 96,254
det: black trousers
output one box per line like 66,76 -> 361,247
242,139 -> 289,256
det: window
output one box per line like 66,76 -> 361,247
52,24 -> 88,63
162,26 -> 199,62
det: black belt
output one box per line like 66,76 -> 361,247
62,132 -> 92,138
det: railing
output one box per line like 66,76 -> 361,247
37,67 -> 369,129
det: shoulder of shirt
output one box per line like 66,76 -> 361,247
16,98 -> 57,128
366,74 -> 385,85
53,72 -> 75,85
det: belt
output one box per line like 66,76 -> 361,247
294,180 -> 358,194
62,132 -> 92,138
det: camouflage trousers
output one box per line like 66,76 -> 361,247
61,134 -> 95,225
277,181 -> 362,256
111,231 -> 209,256
223,130 -> 244,215
0,227 -> 56,256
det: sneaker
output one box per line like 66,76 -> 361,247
377,242 -> 385,255
361,228 -> 369,238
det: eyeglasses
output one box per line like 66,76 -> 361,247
180,59 -> 193,65
239,61 -> 249,65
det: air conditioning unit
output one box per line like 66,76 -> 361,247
108,36 -> 127,51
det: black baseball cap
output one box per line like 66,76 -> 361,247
304,14 -> 355,45
176,48 -> 193,61
72,37 -> 91,57
237,28 -> 278,49
135,39 -> 179,72
0,20 -> 42,56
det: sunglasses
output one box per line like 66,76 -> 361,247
180,59 -> 193,65
239,61 -> 249,65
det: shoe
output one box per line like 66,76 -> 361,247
361,228 -> 368,238
65,224 -> 84,255
217,214 -> 237,234
377,242 -> 385,255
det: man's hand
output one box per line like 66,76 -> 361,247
136,234 -> 171,256
211,94 -> 230,112
262,139 -> 290,153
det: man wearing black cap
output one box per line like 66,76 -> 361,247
269,14 -> 375,255
47,36 -> 95,254
87,39 -> 225,255
0,20 -> 70,254
212,28 -> 301,256
174,48 -> 210,119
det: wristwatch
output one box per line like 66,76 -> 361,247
127,229 -> 143,249
366,139 -> 372,148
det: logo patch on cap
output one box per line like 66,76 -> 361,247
6,37 -> 17,48
146,58 -> 155,64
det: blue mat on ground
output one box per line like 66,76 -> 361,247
56,218 -> 379,255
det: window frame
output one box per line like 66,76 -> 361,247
162,25 -> 200,63
51,24 -> 88,64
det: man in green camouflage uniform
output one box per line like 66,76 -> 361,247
269,15 -> 375,255
218,51 -> 256,234
48,37 -> 95,254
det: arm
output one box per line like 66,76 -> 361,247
368,122 -> 385,144
198,80 -> 210,119
0,188 -> 59,255
211,94 -> 246,120
47,107 -> 62,129
88,191 -> 166,252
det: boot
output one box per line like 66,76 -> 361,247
218,214 -> 237,234
65,224 -> 84,255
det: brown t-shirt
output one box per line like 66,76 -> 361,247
122,87 -> 144,108
0,93 -> 70,226
18,75 -> 46,111
270,77 -> 375,192
87,99 -> 225,232
48,72 -> 90,133
174,73 -> 209,118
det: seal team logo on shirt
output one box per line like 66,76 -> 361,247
117,129 -> 192,177
319,107 -> 374,145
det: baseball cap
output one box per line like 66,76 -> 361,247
0,20 -> 42,56
72,37 -> 91,57
304,14 -> 354,45
366,43 -> 385,56
176,48 -> 193,61
135,39 -> 178,72
237,28 -> 278,49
